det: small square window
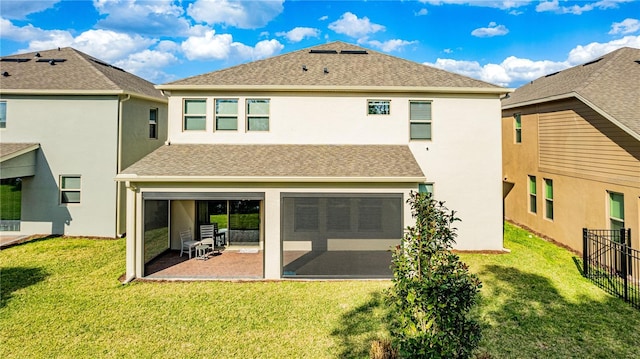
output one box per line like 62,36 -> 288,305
183,99 -> 207,131
418,183 -> 434,196
247,99 -> 269,131
60,176 -> 81,204
410,101 -> 432,140
368,100 -> 390,115
216,99 -> 238,130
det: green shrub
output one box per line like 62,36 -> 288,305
388,192 -> 482,358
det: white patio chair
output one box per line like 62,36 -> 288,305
200,224 -> 222,255
180,228 -> 200,259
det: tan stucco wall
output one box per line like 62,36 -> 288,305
502,98 -> 640,251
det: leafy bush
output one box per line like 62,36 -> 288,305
388,192 -> 482,358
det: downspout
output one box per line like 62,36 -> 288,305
116,94 -> 131,237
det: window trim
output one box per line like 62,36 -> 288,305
409,100 -> 432,141
544,178 -> 553,220
514,113 -> 522,144
367,99 -> 391,115
183,98 -> 207,131
528,175 -> 537,214
149,108 -> 158,139
60,175 -> 81,205
246,98 -> 270,132
215,98 -> 239,131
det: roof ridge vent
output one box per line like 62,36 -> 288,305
545,71 -> 560,78
90,58 -> 125,72
582,58 -> 602,66
340,50 -> 368,54
0,58 -> 31,63
310,49 -> 338,54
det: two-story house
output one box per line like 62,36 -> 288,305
0,47 -> 168,238
117,41 -> 509,280
502,47 -> 640,252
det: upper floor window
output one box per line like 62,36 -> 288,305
368,100 -> 390,115
247,99 -> 269,131
410,101 -> 432,140
215,99 -> 238,131
183,99 -> 206,131
60,175 -> 81,204
528,175 -> 537,214
0,101 -> 6,128
149,108 -> 158,139
544,178 -> 553,220
514,113 -> 522,143
609,192 -> 624,231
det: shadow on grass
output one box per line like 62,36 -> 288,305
331,291 -> 390,359
0,266 -> 48,308
478,264 -> 640,358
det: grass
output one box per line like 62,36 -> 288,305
0,180 -> 21,220
1,223 -> 639,358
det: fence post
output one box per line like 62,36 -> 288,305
583,228 -> 589,277
621,228 -> 628,302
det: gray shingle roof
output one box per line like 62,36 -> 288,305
119,144 -> 425,180
503,47 -> 640,136
0,47 -> 164,100
0,143 -> 39,161
161,41 -> 503,90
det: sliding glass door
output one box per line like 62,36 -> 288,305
196,199 -> 261,246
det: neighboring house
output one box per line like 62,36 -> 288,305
0,47 -> 168,237
502,47 -> 640,252
116,41 -> 509,280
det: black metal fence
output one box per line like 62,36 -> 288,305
583,228 -> 639,309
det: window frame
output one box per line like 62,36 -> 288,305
409,100 -> 432,141
149,108 -> 158,139
544,178 -> 553,220
183,98 -> 207,131
215,98 -> 239,131
246,98 -> 270,132
0,100 -> 6,129
608,191 -> 625,231
514,113 -> 522,144
60,175 -> 81,205
418,183 -> 434,196
367,99 -> 390,115
528,175 -> 537,214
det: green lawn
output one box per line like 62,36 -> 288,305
0,180 -> 21,220
1,223 -> 639,358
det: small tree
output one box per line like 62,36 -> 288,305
388,191 -> 482,358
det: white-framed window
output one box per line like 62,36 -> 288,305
544,178 -> 553,220
183,98 -> 207,131
410,101 -> 432,140
419,183 -> 434,196
215,99 -> 238,131
60,175 -> 81,204
609,192 -> 624,231
367,100 -> 390,115
0,101 -> 6,128
528,175 -> 537,214
247,99 -> 269,131
514,113 -> 522,143
149,108 -> 158,139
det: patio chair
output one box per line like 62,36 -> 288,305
180,228 -> 200,259
212,222 -> 226,247
200,224 -> 220,255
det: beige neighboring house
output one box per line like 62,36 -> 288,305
117,41 -> 509,280
0,47 -> 167,237
502,47 -> 640,252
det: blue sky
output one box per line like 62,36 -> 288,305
1,0 -> 639,87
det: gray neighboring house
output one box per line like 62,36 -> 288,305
0,47 -> 168,237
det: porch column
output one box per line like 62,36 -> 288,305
264,190 -> 281,279
124,182 -> 138,282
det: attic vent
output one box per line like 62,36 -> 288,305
583,58 -> 602,66
90,58 -> 125,72
0,58 -> 31,63
340,50 -> 368,55
36,58 -> 66,63
545,71 -> 560,78
309,49 -> 338,54
635,60 -> 640,65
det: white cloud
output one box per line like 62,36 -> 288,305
415,8 -> 428,16
181,30 -> 283,61
319,15 -> 329,21
93,0 -> 190,36
536,0 -> 632,15
72,30 -> 156,62
471,22 -> 509,37
0,17 -> 60,42
114,49 -> 179,83
421,1 -> 532,10
0,0 -> 60,20
328,12 -> 385,38
425,35 -> 640,87
187,0 -> 284,29
609,18 -> 640,35
276,27 -> 320,42
367,39 -> 418,52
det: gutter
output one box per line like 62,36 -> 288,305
0,89 -> 167,103
114,175 -> 427,183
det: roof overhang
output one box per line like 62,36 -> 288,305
503,91 -> 640,142
156,84 -> 512,95
0,143 -> 40,179
0,89 -> 167,103
115,174 -> 426,183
